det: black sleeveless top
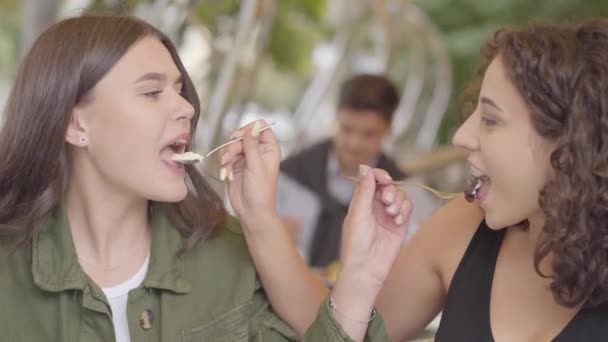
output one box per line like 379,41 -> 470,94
435,221 -> 608,341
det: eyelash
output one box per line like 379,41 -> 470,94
481,116 -> 498,127
144,90 -> 163,99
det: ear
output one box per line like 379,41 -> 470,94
65,106 -> 89,147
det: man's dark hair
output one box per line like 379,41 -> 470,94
338,74 -> 400,123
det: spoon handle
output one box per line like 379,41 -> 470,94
204,122 -> 276,159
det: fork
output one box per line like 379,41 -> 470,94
347,176 -> 460,200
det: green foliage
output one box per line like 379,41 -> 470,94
0,0 -> 20,78
412,0 -> 608,143
194,0 -> 326,75
280,0 -> 326,22
194,0 -> 240,28
3,0 -> 608,128
268,0 -> 327,74
88,0 -> 141,13
268,12 -> 316,74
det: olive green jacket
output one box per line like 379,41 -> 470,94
0,206 -> 390,341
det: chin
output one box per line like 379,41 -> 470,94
148,184 -> 189,203
482,207 -> 507,230
484,210 -> 522,231
484,218 -> 507,230
163,192 -> 189,203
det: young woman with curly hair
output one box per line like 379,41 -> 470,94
221,18 -> 608,342
378,18 -> 608,341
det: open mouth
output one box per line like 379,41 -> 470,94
167,140 -> 187,154
464,167 -> 491,202
161,139 -> 189,171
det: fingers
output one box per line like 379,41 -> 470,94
240,120 -> 264,172
383,186 -> 404,215
219,119 -> 278,177
380,181 -> 400,205
218,153 -> 245,182
375,182 -> 412,226
396,198 -> 413,226
367,167 -> 411,226
219,120 -> 256,167
371,168 -> 393,185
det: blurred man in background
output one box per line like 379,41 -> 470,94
279,74 -> 405,268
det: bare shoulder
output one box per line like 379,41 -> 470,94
411,197 -> 484,291
376,197 -> 485,340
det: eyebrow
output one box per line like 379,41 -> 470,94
480,97 -> 503,112
135,72 -> 183,85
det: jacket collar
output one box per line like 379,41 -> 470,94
32,204 -> 190,294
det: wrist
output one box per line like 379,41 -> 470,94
330,271 -> 381,324
338,261 -> 385,292
239,212 -> 284,238
328,294 -> 376,324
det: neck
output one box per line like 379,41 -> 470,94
339,163 -> 359,178
65,159 -> 151,269
508,210 -> 551,272
522,210 -> 546,244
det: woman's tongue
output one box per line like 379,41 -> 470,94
476,176 -> 491,200
161,146 -> 179,164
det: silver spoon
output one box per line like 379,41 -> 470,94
171,122 -> 276,164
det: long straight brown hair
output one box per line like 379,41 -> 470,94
0,14 -> 226,250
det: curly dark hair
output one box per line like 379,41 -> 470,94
465,19 -> 608,308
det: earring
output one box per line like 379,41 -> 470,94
79,136 -> 87,144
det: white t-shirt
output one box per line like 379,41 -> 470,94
102,254 -> 150,342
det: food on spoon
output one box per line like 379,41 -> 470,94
171,151 -> 203,163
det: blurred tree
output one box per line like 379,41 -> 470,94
21,0 -> 60,57
193,0 -> 329,150
0,0 -> 21,78
3,0 -> 608,147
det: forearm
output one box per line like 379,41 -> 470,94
241,214 -> 329,336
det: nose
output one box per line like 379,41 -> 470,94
173,93 -> 195,121
452,111 -> 480,152
343,134 -> 363,153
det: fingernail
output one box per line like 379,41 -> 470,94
251,121 -> 261,137
219,167 -> 227,181
385,174 -> 393,182
358,164 -> 369,179
395,215 -> 404,225
228,170 -> 234,182
385,192 -> 395,203
387,203 -> 398,214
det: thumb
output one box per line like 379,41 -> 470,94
348,164 -> 377,216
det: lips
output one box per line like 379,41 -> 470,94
165,139 -> 187,154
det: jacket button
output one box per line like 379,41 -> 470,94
140,309 -> 154,330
